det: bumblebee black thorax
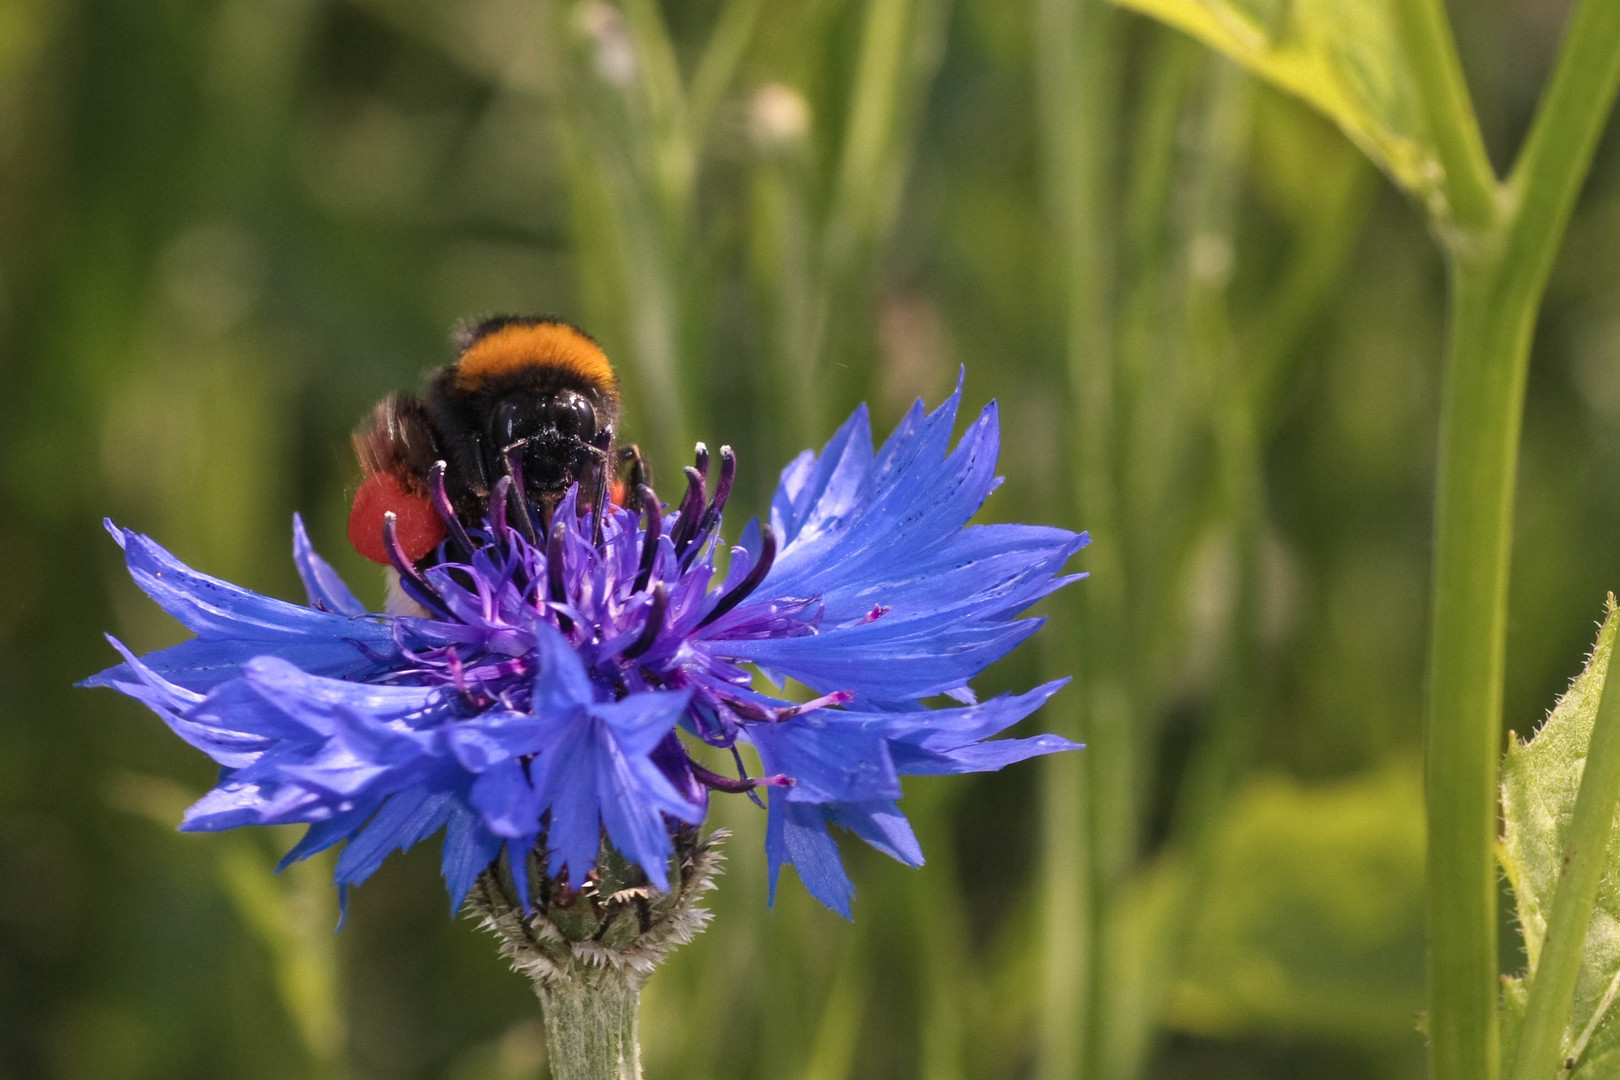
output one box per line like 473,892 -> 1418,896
426,365 -> 617,519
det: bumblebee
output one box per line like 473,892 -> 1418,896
348,316 -> 636,565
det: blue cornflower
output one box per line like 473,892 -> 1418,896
87,382 -> 1086,918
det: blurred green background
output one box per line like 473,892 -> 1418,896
3,1 -> 1620,1078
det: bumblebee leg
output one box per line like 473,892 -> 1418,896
616,444 -> 653,510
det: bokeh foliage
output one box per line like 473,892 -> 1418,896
3,1 -> 1620,1079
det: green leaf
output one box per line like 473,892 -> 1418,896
1500,595 -> 1620,1078
1107,0 -> 1445,210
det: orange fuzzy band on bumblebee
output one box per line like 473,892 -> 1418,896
454,322 -> 618,400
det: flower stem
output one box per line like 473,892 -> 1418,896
1422,3 -> 1620,1077
1392,0 -> 1498,233
535,968 -> 644,1080
1423,249 -> 1523,1080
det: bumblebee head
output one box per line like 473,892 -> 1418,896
428,317 -> 622,511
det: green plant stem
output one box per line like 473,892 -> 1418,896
1392,0 -> 1498,233
1424,251 -> 1525,1080
687,0 -> 766,147
1501,0 -> 1620,306
1509,640 -> 1620,1080
618,0 -> 695,217
1423,4 -> 1620,1077
535,969 -> 644,1080
825,0 -> 925,272
1115,31 -> 1198,680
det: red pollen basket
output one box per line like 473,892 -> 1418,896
348,472 -> 447,564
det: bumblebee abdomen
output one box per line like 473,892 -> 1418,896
452,318 -> 619,404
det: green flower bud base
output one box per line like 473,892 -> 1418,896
536,968 -> 643,1080
467,829 -> 726,1080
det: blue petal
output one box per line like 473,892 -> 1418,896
708,394 -> 1088,702
532,621 -> 597,714
86,635 -> 390,694
188,677 -> 334,744
114,523 -> 390,646
769,404 -> 875,549
442,802 -> 504,912
527,695 -> 702,889
594,741 -> 678,891
84,524 -> 397,692
447,713 -> 548,771
744,713 -> 902,804
534,722 -> 603,888
826,800 -> 924,867
292,514 -> 366,616
891,733 -> 1082,774
468,759 -> 543,841
720,618 -> 1044,701
176,661 -> 440,772
851,682 -> 1069,748
765,795 -> 854,919
180,780 -> 282,831
278,804 -> 376,870
592,688 -> 695,758
504,839 -> 533,913
333,787 -> 456,886
96,638 -> 274,767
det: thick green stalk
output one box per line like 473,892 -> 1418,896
1424,249 -> 1523,1080
1424,4 -> 1620,1077
1392,0 -> 1498,233
535,969 -> 643,1080
1509,648 -> 1620,1080
1499,0 -> 1620,313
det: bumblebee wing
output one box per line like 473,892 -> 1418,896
354,394 -> 437,490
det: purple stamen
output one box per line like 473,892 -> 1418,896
632,485 -> 662,593
503,446 -> 539,546
669,465 -> 707,558
382,512 -> 456,620
547,525 -> 573,633
692,445 -> 736,548
650,732 -> 706,809
696,524 -> 776,628
444,648 -> 473,700
689,760 -> 792,794
463,657 -> 532,682
591,429 -> 612,549
775,690 -> 854,720
623,583 -> 667,660
346,638 -> 401,666
427,461 -> 475,557
726,698 -> 773,722
489,476 -> 513,542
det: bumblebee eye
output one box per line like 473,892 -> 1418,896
547,392 -> 596,440
492,398 -> 526,449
